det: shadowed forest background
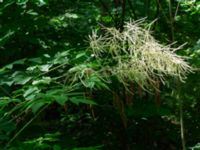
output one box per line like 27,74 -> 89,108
0,0 -> 200,150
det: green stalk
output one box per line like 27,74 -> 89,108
6,105 -> 48,147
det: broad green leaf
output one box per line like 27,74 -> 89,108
54,95 -> 68,106
30,101 -> 46,114
0,119 -> 16,132
26,66 -> 38,71
39,64 -> 53,72
0,98 -> 21,106
4,58 -> 26,70
70,97 -> 97,105
1,80 -> 14,86
28,57 -> 43,64
23,87 -> 40,100
14,76 -> 32,85
32,77 -> 51,85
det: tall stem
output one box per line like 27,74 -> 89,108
180,98 -> 186,150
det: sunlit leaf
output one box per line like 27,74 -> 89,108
32,77 -> 51,85
39,64 -> 53,72
23,87 -> 40,100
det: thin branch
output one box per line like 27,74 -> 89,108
6,105 -> 49,147
174,1 -> 180,18
180,95 -> 186,150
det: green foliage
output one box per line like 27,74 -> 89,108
0,0 -> 200,149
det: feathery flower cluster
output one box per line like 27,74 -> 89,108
89,21 -> 191,89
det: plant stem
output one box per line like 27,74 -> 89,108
6,105 -> 48,147
180,98 -> 186,150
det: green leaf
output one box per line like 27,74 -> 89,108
70,97 -> 97,105
1,80 -> 14,86
11,71 -> 32,85
54,95 -> 68,106
30,101 -> 46,114
65,13 -> 78,19
0,30 -> 15,47
0,134 -> 9,141
23,87 -> 40,100
26,9 -> 38,16
39,64 -> 53,72
53,145 -> 62,150
72,145 -> 103,150
4,58 -> 26,70
0,119 -> 16,132
0,98 -> 21,107
75,52 -> 88,59
32,77 -> 51,85
28,57 -> 43,64
34,0 -> 48,7
17,0 -> 28,5
15,76 -> 32,85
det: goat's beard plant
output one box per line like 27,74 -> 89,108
88,20 -> 192,90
